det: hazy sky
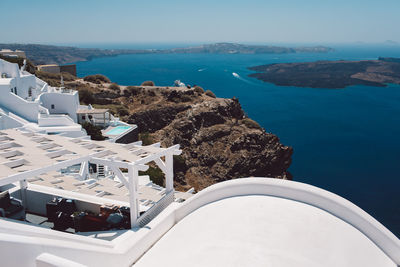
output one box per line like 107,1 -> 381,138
1,0 -> 399,45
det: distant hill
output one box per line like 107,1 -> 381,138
0,43 -> 150,65
0,43 -> 334,65
164,43 -> 334,54
249,58 -> 400,88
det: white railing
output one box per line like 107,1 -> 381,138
137,191 -> 174,227
38,105 -> 49,115
35,77 -> 48,91
47,86 -> 74,94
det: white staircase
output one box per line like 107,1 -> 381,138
97,165 -> 105,178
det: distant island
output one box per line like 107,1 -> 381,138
0,43 -> 333,65
161,43 -> 334,54
249,57 -> 400,88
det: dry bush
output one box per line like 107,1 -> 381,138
83,74 -> 110,84
141,81 -> 155,86
205,90 -> 216,98
242,118 -> 262,129
193,86 -> 205,94
108,83 -> 120,91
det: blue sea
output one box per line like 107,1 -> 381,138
74,44 -> 400,237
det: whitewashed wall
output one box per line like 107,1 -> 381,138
39,92 -> 80,122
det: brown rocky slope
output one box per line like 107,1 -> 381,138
51,75 -> 293,191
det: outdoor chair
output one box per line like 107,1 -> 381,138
0,191 -> 25,220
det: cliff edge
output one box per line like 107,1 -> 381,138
43,74 -> 293,191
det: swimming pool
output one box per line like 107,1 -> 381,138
105,126 -> 131,135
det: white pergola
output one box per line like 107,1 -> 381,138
0,129 -> 182,228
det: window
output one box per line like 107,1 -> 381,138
28,88 -> 32,97
10,88 -> 13,93
82,115 -> 86,120
51,104 -> 55,109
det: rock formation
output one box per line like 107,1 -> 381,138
49,75 -> 293,191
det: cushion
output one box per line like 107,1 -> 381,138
0,191 -> 10,209
5,204 -> 23,216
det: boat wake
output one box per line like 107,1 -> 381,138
232,72 -> 260,86
198,68 -> 206,72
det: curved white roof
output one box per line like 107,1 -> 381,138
0,178 -> 398,266
135,195 -> 395,267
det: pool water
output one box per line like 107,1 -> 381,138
105,126 -> 131,135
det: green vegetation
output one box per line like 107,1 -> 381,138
92,104 -> 129,117
108,83 -> 120,91
173,155 -> 187,175
35,71 -> 76,87
205,90 -> 216,98
78,88 -> 95,104
139,132 -> 153,145
117,106 -> 129,116
124,86 -> 142,96
242,118 -> 262,129
141,81 -> 155,86
81,122 -> 106,140
139,166 -> 164,187
83,74 -> 110,84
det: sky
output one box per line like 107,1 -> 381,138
1,0 -> 399,45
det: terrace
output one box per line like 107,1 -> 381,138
0,128 -> 188,234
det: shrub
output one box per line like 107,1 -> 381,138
35,71 -> 76,86
147,90 -> 156,97
242,118 -> 262,129
173,155 -> 187,174
108,83 -> 120,91
116,106 -> 129,116
125,86 -> 142,96
180,95 -> 192,102
139,166 -> 164,187
205,90 -> 216,98
92,104 -> 128,116
139,132 -> 153,145
78,88 -> 94,104
81,122 -> 105,140
83,74 -> 110,84
193,86 -> 204,94
141,80 -> 155,86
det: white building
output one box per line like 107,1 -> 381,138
0,58 -> 86,137
0,128 -> 399,267
0,49 -> 26,59
0,58 -> 135,140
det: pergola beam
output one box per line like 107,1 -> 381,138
128,164 -> 139,228
0,150 -> 111,187
0,155 -> 91,186
89,157 -> 131,169
134,144 -> 182,165
109,166 -> 129,189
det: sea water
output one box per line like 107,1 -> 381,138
75,44 -> 400,237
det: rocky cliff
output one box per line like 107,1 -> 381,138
54,75 -> 293,191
